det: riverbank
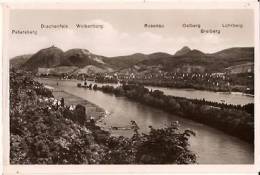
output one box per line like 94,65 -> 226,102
39,77 -> 254,105
37,77 -> 254,164
43,82 -> 106,122
96,84 -> 254,144
10,69 -> 196,164
95,77 -> 254,95
38,75 -> 254,95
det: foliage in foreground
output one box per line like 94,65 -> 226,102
103,122 -> 196,164
10,69 -> 196,164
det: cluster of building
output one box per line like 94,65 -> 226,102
100,71 -> 230,86
96,63 -> 254,92
36,62 -> 254,90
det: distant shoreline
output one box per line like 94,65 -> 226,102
39,76 -> 254,99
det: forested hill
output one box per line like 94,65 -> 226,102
137,47 -> 254,73
10,46 -> 254,74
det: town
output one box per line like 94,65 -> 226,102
37,62 -> 254,94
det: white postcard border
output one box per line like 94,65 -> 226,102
2,1 -> 260,174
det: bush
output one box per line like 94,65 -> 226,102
102,122 -> 196,164
10,69 -> 197,164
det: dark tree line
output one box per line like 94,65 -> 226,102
97,84 -> 254,143
10,69 -> 196,164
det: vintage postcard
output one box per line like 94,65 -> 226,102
1,1 -> 260,174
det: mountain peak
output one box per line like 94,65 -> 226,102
43,45 -> 63,52
174,46 -> 191,56
186,49 -> 205,57
22,46 -> 65,71
70,48 -> 89,52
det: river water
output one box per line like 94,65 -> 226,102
147,86 -> 253,105
38,78 -> 254,164
75,80 -> 253,105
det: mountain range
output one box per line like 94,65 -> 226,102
10,46 -> 254,74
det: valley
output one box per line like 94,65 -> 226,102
10,46 -> 254,94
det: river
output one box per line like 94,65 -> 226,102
147,86 -> 253,106
79,80 -> 253,105
38,78 -> 254,164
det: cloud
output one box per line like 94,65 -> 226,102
202,34 -> 222,44
9,34 -> 49,58
8,19 -> 229,58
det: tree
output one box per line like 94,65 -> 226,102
103,122 -> 196,164
135,122 -> 196,164
74,104 -> 87,123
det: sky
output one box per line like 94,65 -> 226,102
8,9 -> 254,58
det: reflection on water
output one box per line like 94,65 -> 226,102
147,86 -> 253,105
39,78 -> 254,164
75,80 -> 253,105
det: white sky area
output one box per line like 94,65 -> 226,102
8,9 -> 254,58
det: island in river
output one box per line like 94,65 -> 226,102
10,70 -> 197,164
38,78 -> 254,164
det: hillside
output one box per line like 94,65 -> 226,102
62,49 -> 108,68
105,53 -> 148,70
73,65 -> 110,75
10,54 -> 32,68
10,69 -> 196,164
12,46 -> 254,75
133,47 -> 254,73
174,46 -> 191,56
210,47 -> 254,59
22,46 -> 65,71
209,47 -> 254,65
17,47 -> 150,72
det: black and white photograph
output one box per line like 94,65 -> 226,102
2,2 -> 259,171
